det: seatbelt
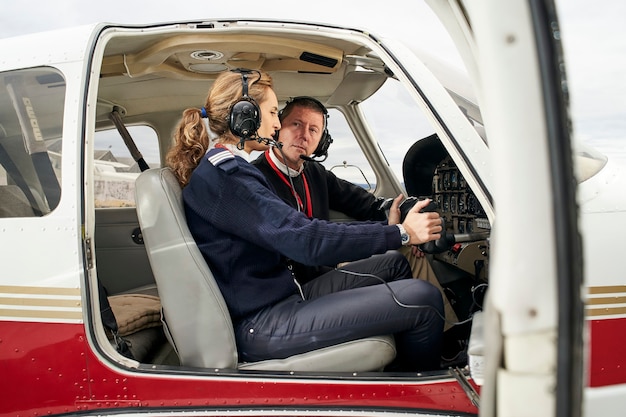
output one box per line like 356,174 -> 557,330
0,140 -> 44,216
98,281 -> 135,359
108,107 -> 150,172
5,76 -> 61,209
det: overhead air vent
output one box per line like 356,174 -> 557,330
189,50 -> 228,73
190,50 -> 224,61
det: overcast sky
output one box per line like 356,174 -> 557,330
1,0 -> 624,161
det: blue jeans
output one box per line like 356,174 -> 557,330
235,251 -> 444,371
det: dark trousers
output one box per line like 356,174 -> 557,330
235,251 -> 444,371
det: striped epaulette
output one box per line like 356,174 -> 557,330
206,147 -> 239,174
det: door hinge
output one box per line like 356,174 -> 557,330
85,237 -> 93,269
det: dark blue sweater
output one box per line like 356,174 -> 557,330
183,148 -> 402,321
252,151 -> 387,222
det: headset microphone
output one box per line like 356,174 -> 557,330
257,136 -> 283,148
299,152 -> 328,163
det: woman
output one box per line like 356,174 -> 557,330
167,69 -> 445,371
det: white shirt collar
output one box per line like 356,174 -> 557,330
268,146 -> 304,177
224,143 -> 251,162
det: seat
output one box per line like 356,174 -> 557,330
0,185 -> 35,217
402,133 -> 447,197
135,167 -> 396,371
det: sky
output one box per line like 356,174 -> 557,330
1,0 -> 624,162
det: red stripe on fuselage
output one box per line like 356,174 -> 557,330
588,317 -> 626,387
0,320 -> 478,416
3,316 -> 625,415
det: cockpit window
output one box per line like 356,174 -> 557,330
321,109 -> 375,190
0,67 -> 64,218
94,125 -> 160,208
359,78 -> 434,188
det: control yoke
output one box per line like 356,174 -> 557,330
399,197 -> 486,254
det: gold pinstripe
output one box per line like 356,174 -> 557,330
0,285 -> 82,321
0,285 -> 80,296
588,285 -> 626,295
0,297 -> 80,307
2,285 -> 625,319
0,308 -> 82,320
586,286 -> 626,318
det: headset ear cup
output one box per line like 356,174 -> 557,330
229,98 -> 260,138
312,131 -> 333,158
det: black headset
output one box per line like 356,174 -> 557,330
279,96 -> 333,159
228,69 -> 261,139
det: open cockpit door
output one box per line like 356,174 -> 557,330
425,1 -> 585,416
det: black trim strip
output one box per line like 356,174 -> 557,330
529,1 -> 584,417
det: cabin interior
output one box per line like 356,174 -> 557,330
0,22 -> 491,379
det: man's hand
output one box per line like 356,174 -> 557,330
386,194 -> 404,225
401,199 -> 442,245
411,245 -> 426,258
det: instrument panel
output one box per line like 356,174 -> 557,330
430,155 -> 490,280
433,155 -> 490,235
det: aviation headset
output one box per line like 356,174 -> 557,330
278,96 -> 333,159
228,68 -> 261,139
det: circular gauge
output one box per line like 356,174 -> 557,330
436,194 -> 443,210
443,194 -> 450,212
466,219 -> 473,233
467,194 -> 477,214
458,219 -> 465,233
458,194 -> 466,214
443,171 -> 451,190
450,170 -> 458,189
459,174 -> 466,189
450,194 -> 457,214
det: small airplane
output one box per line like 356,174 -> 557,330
1,0 -> 624,416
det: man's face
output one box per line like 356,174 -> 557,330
275,105 -> 324,170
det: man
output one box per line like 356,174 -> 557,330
252,97 -> 458,330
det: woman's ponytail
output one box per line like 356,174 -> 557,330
166,107 -> 210,187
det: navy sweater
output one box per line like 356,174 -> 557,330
252,151 -> 388,282
183,148 -> 402,321
252,151 -> 387,222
